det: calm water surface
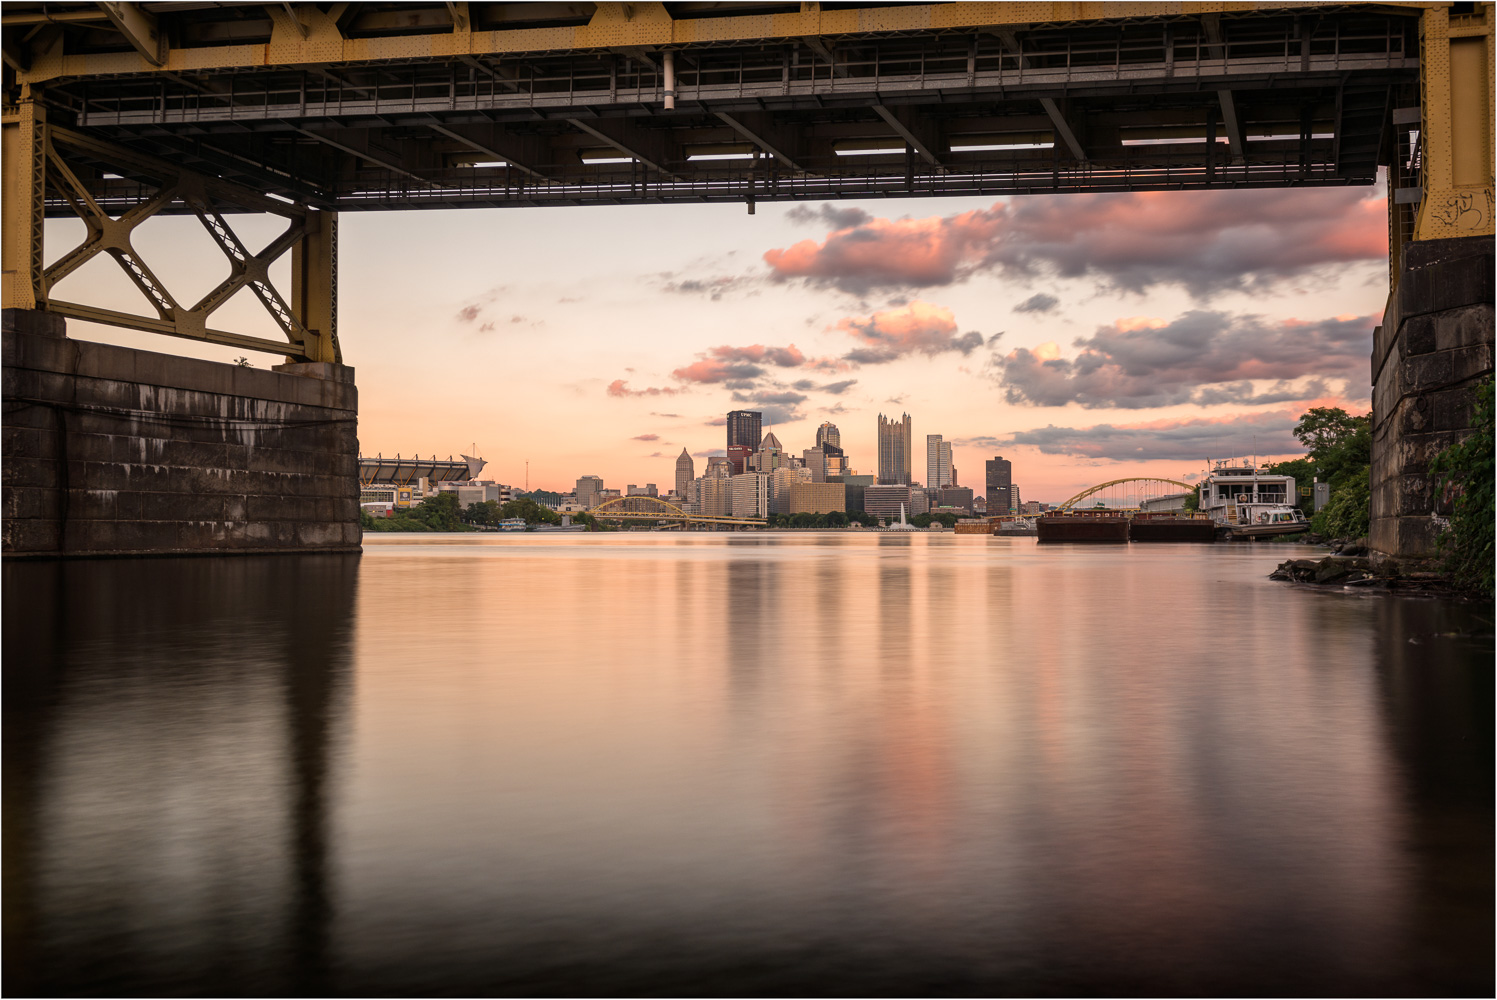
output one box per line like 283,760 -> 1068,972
4,534 -> 1491,996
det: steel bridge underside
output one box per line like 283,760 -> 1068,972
12,3 -> 1418,214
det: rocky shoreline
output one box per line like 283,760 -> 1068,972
1268,539 -> 1470,596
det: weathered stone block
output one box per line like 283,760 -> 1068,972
141,492 -> 229,522
3,332 -> 359,557
2,517 -> 64,553
2,308 -> 66,339
4,486 -> 58,520
1371,235 -> 1494,565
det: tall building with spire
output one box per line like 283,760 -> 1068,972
877,413 -> 912,485
816,421 -> 841,450
750,431 -> 784,473
674,448 -> 694,498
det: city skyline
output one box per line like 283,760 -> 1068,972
53,185 -> 1387,500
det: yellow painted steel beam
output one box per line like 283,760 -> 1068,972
13,3 -> 1431,84
1413,3 -> 1495,240
45,300 -> 307,356
98,2 -> 162,66
290,209 -> 340,364
1,95 -> 45,311
8,116 -> 332,361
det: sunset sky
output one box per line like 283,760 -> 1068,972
46,178 -> 1386,502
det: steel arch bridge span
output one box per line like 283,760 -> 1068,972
589,495 -> 764,526
1057,479 -> 1197,512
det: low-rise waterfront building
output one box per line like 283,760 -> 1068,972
770,466 -> 813,514
788,481 -> 846,515
864,483 -> 912,520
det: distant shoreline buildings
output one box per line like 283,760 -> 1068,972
361,413 -> 1043,526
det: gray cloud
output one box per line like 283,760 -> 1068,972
661,275 -> 754,300
1014,293 -> 1060,314
790,377 -> 860,394
994,310 -> 1373,409
1004,411 -> 1301,462
786,204 -> 872,229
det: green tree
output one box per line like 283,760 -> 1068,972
1293,407 -> 1370,490
407,491 -> 468,531
1287,406 -> 1372,536
499,497 -> 561,525
1311,467 -> 1370,538
1429,377 -> 1494,596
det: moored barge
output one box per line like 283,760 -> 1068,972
1128,514 -> 1217,542
1037,514 -> 1130,542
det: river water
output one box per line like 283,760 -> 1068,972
3,534 -> 1491,996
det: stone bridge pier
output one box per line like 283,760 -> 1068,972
3,310 -> 360,558
1370,236 -> 1494,571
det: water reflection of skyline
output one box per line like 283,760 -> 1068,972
3,536 -> 1490,995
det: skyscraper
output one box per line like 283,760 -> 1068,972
926,434 -> 953,489
985,457 -> 1013,515
675,447 -> 694,498
877,412 -> 912,485
816,421 -> 841,450
726,410 -> 762,475
727,410 -> 762,450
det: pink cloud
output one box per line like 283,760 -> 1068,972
831,301 -> 985,363
762,187 -> 1388,296
672,343 -> 806,384
607,379 -> 681,398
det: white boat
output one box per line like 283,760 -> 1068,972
1198,463 -> 1310,538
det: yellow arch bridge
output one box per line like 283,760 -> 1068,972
589,496 -> 765,527
1056,479 -> 1198,513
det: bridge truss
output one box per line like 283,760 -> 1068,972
590,495 -> 764,526
1057,478 -> 1197,512
1,2 -> 1490,359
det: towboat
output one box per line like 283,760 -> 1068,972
1198,462 -> 1310,539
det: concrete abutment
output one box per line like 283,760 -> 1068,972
1370,235 -> 1495,571
2,310 -> 360,558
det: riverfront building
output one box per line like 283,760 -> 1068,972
698,476 -> 733,518
940,486 -> 975,512
926,435 -> 953,489
864,483 -> 913,520
731,472 -> 770,519
770,466 -> 813,514
878,413 -> 913,485
788,481 -> 847,515
985,457 -> 1013,515
576,474 -> 605,509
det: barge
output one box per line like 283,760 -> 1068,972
1128,514 -> 1217,542
1037,514 -> 1130,542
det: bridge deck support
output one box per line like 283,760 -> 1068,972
1369,235 -> 1494,570
2,311 -> 360,558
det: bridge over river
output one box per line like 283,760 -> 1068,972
2,1 -> 1491,565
